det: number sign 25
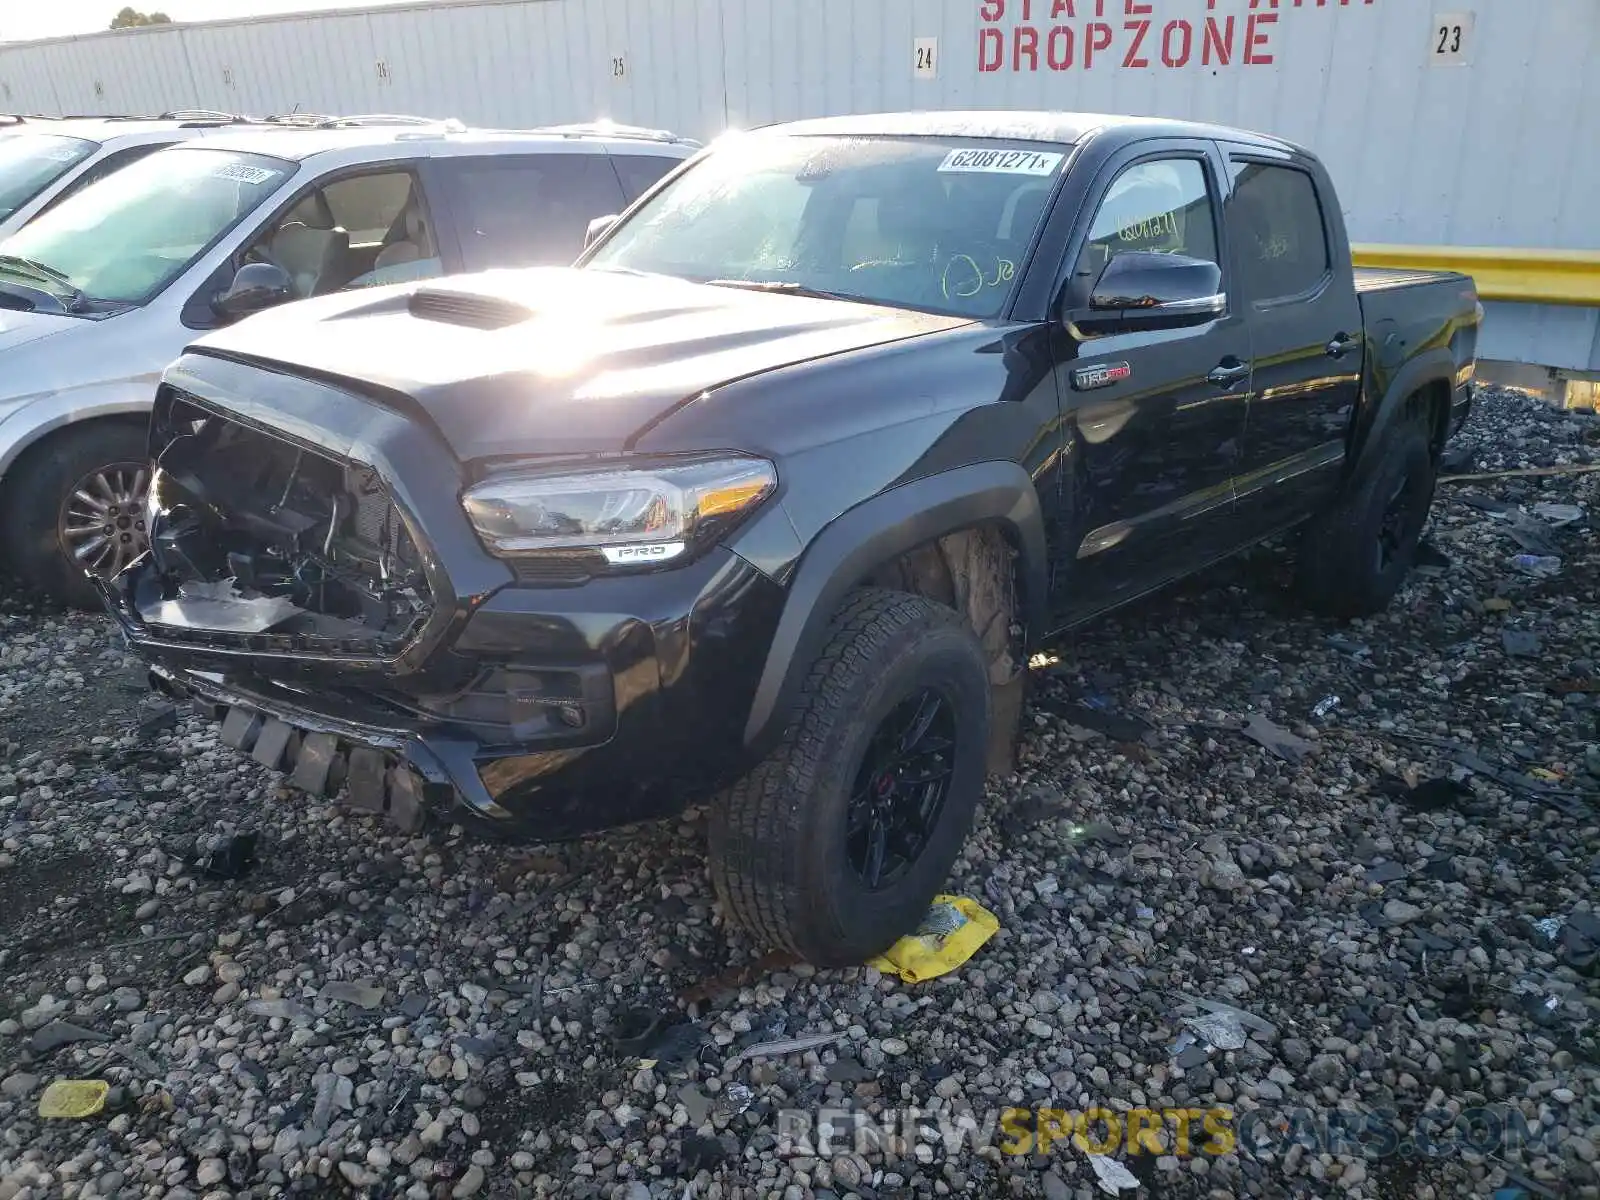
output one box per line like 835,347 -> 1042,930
1430,11 -> 1473,65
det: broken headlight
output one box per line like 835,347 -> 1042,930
461,455 -> 777,567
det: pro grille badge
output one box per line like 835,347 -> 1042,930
1072,361 -> 1132,391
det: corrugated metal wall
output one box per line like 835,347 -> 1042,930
2,0 -> 1596,367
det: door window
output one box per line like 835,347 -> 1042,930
1226,162 -> 1330,301
611,152 -> 683,204
1075,157 -> 1220,285
244,169 -> 440,298
443,154 -> 626,271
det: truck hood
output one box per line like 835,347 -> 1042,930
0,307 -> 79,356
186,267 -> 972,461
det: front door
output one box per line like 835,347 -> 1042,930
1049,144 -> 1252,626
1220,147 -> 1365,534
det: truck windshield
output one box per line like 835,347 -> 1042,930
0,147 -> 293,306
586,133 -> 1069,319
0,134 -> 98,221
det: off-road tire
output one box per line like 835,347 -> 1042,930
709,588 -> 992,967
1,420 -> 149,610
1295,399 -> 1437,618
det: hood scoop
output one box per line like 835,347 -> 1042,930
408,287 -> 533,330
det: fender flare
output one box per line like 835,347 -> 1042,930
741,460 -> 1049,752
1349,346 -> 1456,484
0,389 -> 154,481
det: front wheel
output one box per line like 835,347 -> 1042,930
1294,402 -> 1437,618
709,589 -> 992,967
1,421 -> 151,609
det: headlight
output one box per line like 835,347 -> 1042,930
461,455 -> 777,566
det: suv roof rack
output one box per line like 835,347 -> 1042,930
261,112 -> 455,130
535,120 -> 696,145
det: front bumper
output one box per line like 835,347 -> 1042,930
102,541 -> 787,839
101,354 -> 789,840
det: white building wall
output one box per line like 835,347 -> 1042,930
2,0 -> 1595,366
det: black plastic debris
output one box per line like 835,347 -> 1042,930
1458,491 -> 1514,516
1502,629 -> 1543,658
1558,912 -> 1600,975
1385,776 -> 1474,813
1364,861 -> 1408,885
190,831 -> 259,880
1507,514 -> 1562,557
135,700 -> 179,739
611,1009 -> 705,1068
1038,698 -> 1155,744
1413,538 -> 1452,576
1241,713 -> 1313,764
29,1021 -> 111,1055
678,1133 -> 730,1173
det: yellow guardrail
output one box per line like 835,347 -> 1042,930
1352,244 -> 1600,307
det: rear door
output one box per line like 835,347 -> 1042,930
436,149 -> 628,270
1219,145 -> 1363,535
1048,139 -> 1252,624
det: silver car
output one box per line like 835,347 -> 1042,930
0,116 -> 696,604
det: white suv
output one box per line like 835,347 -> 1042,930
0,116 -> 698,604
0,110 -> 284,237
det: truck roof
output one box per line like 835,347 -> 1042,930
766,110 -> 1298,154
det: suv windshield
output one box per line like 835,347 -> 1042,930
586,134 -> 1068,319
0,134 -> 98,220
0,146 -> 293,306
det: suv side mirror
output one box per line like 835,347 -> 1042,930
584,213 -> 620,250
1070,251 -> 1225,335
213,262 -> 293,321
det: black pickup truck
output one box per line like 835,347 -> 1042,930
100,112 -> 1481,966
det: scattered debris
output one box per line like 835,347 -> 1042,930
1183,1011 -> 1247,1051
727,1031 -> 846,1067
189,831 -> 259,880
1413,539 -> 1452,575
1172,992 -> 1277,1038
1507,517 -> 1562,557
37,1079 -> 110,1120
1037,697 -> 1155,744
1532,916 -> 1566,941
1532,502 -> 1586,525
1088,1153 -> 1141,1195
1241,713 -> 1314,764
135,700 -> 179,739
678,1133 -> 728,1173
244,998 -> 313,1022
1364,861 -> 1408,885
318,981 -> 386,1009
1391,776 -> 1475,813
1325,634 -> 1371,658
677,950 -> 798,1006
613,1011 -> 708,1070
866,895 -> 1000,984
1511,554 -> 1562,578
29,1021 -> 111,1056
1311,695 -> 1341,719
1502,629 -> 1543,658
720,1081 -> 755,1115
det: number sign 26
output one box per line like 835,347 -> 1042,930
1431,12 -> 1473,65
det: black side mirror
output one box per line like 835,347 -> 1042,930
1070,251 -> 1225,335
584,213 -> 620,250
213,262 -> 292,321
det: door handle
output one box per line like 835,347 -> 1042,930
1207,358 -> 1250,388
1326,332 -> 1356,359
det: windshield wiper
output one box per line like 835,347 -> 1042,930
703,278 -> 862,303
0,253 -> 87,309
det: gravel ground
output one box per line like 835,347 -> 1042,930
1,384 -> 1598,1200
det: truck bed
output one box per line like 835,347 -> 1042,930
1353,266 -> 1470,293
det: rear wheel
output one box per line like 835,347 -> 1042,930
709,589 -> 991,967
1295,401 -> 1437,618
2,421 -> 150,609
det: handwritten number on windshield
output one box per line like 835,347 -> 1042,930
941,254 -> 1015,301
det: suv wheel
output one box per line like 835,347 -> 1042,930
709,588 -> 991,967
2,422 -> 150,609
1295,401 -> 1437,618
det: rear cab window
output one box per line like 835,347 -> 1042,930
1225,160 -> 1332,302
